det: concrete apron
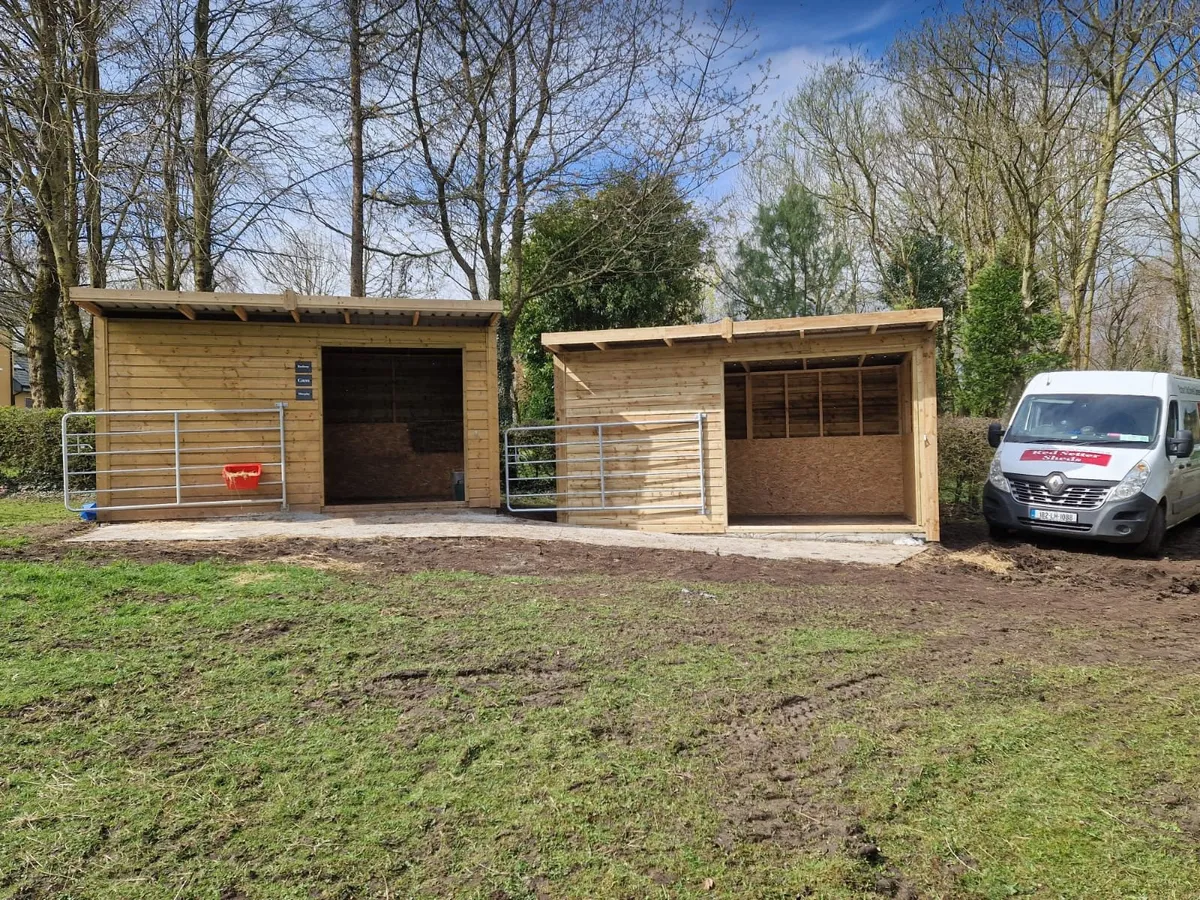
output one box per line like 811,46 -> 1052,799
67,510 -> 927,567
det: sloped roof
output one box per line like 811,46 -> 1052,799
542,308 -> 942,353
72,288 -> 500,328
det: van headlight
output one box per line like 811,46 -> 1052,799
1108,461 -> 1150,502
988,455 -> 1010,493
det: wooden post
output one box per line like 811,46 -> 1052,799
915,340 -> 940,541
745,373 -> 754,440
857,369 -> 864,436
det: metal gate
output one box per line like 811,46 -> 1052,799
504,414 -> 706,513
63,405 -> 288,514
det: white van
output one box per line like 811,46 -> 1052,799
983,371 -> 1200,555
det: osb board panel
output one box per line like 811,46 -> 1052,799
96,318 -> 499,519
323,423 -> 463,502
726,435 -> 904,516
555,351 -> 726,530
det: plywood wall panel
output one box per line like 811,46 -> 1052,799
726,436 -> 905,516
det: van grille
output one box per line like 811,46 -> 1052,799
1010,478 -> 1110,510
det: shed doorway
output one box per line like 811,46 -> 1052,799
722,354 -> 916,530
322,348 -> 465,506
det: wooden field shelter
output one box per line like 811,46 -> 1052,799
71,288 -> 501,521
540,309 -> 942,540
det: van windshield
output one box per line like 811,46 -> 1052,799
1007,394 -> 1161,447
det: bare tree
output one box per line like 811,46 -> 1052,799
380,0 -> 763,422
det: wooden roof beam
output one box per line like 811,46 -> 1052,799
858,354 -> 867,366
342,310 -> 351,324
663,336 -> 674,346
488,312 -> 501,327
722,317 -> 734,343
594,341 -> 608,351
233,305 -> 249,322
282,289 -> 300,322
75,299 -> 105,318
176,304 -> 196,320
869,323 -> 879,334
412,310 -> 420,327
740,360 -> 751,372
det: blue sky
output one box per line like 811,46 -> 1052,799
739,0 -> 957,111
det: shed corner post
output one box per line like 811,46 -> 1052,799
919,337 -> 941,542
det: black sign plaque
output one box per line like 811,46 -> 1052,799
295,374 -> 313,387
295,388 -> 314,401
294,360 -> 313,374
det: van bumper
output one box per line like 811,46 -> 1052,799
983,483 -> 1158,544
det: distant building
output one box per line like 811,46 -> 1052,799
1,331 -> 33,408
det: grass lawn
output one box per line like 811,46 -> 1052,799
0,494 -> 73,548
1,504 -> 1199,898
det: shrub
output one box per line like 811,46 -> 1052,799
939,416 -> 994,515
0,407 -> 92,492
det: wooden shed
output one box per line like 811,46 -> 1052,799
537,309 -> 942,540
69,288 -> 501,521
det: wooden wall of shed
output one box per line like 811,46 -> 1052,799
94,318 -> 500,521
552,328 -> 940,537
555,349 -> 727,532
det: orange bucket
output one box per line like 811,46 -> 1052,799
222,463 -> 263,491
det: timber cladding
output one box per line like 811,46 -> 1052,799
93,316 -> 500,520
548,314 -> 942,540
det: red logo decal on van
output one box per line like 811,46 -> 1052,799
1019,449 -> 1112,466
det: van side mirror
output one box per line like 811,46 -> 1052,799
987,422 -> 1005,449
1167,429 -> 1195,458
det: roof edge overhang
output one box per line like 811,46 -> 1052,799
71,288 -> 501,327
542,309 -> 943,354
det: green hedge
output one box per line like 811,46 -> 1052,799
0,407 -> 93,491
939,416 -> 994,514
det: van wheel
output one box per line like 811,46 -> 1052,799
1135,505 -> 1166,558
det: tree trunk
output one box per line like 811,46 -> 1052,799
1059,98 -> 1120,365
1165,92 -> 1197,376
27,226 -> 62,409
164,49 -> 183,291
80,0 -> 103,291
497,314 -> 516,428
348,0 -> 365,297
192,0 -> 215,292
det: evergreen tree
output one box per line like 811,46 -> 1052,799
727,183 -> 848,319
512,176 -> 708,421
959,255 -> 1064,417
880,231 -> 965,406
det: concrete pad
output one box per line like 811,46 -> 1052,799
68,510 -> 926,566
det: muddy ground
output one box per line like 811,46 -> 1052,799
10,515 -> 1200,669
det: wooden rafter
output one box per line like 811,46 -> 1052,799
412,311 -> 420,327
233,306 -> 249,322
342,310 -> 351,324
75,299 -> 105,318
488,312 -> 501,327
176,304 -> 196,320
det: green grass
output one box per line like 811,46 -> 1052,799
0,494 -> 73,533
1,557 -> 1198,899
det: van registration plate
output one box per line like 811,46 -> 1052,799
1030,508 -> 1077,524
